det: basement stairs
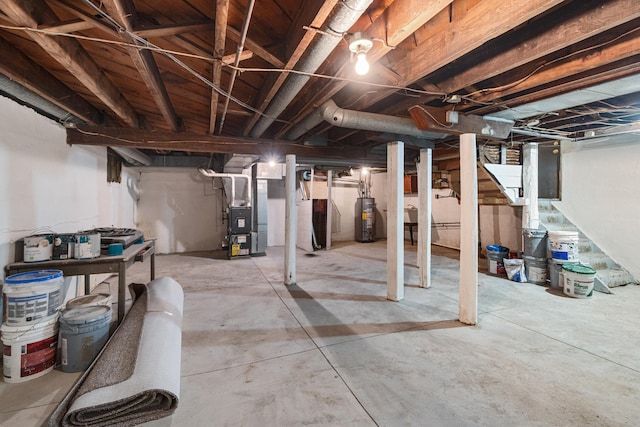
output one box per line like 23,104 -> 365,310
468,145 -> 638,292
538,200 -> 638,292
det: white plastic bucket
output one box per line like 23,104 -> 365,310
548,231 -> 579,262
23,234 -> 54,262
59,305 -> 112,372
563,264 -> 596,298
65,293 -> 112,310
3,270 -> 64,326
523,256 -> 547,285
1,317 -> 58,383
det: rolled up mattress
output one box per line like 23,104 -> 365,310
49,276 -> 184,426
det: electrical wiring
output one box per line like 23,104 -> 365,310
464,25 -> 640,99
0,20 -> 445,115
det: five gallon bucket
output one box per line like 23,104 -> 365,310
524,256 -> 547,285
3,270 -> 64,326
523,229 -> 548,259
65,293 -> 112,310
549,260 -> 579,290
1,317 -> 58,383
548,231 -> 579,262
563,264 -> 596,298
59,305 -> 112,372
486,245 -> 509,276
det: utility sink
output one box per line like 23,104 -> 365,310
404,207 -> 418,223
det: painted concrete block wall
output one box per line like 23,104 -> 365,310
557,138 -> 640,280
405,189 -> 463,249
134,167 -> 225,254
0,96 -> 136,287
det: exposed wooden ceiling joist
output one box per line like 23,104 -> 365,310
103,0 -> 180,131
0,0 -> 141,127
209,0 -> 229,134
67,125 -> 369,160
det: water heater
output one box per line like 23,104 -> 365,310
355,197 -> 375,242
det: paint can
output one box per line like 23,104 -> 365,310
53,234 -> 75,260
74,232 -> 101,259
3,270 -> 64,326
523,256 -> 547,285
548,260 -> 578,290
523,229 -> 548,259
23,234 -> 54,262
65,293 -> 112,310
59,305 -> 112,372
548,230 -> 579,262
486,245 -> 509,276
563,264 -> 596,298
1,317 -> 58,383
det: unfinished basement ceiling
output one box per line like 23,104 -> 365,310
0,0 -> 639,166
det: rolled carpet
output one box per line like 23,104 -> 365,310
48,276 -> 184,427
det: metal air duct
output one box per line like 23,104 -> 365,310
285,99 -> 445,141
249,0 -> 373,138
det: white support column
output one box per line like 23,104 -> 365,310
387,141 -> 404,301
522,143 -> 540,230
459,133 -> 478,325
326,169 -> 333,250
284,154 -> 297,285
418,148 -> 432,288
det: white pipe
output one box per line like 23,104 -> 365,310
522,143 -> 540,230
198,168 -> 251,207
326,170 -> 333,250
459,133 -> 478,325
285,155 -> 297,285
418,148 -> 432,288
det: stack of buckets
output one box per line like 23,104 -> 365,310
522,228 -> 596,298
1,270 -> 113,383
548,230 -> 596,298
523,229 -> 549,285
1,270 -> 64,383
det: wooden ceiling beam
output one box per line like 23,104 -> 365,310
134,21 -> 213,38
276,0 -> 452,138
467,31 -> 640,105
209,0 -> 229,134
242,0 -> 340,136
38,18 -> 93,33
433,0 -> 640,96
0,35 -> 101,123
0,0 -> 140,127
227,26 -> 284,69
103,0 -> 180,132
346,0 -> 566,112
67,126 -> 368,160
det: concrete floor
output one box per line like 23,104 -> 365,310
2,240 -> 640,426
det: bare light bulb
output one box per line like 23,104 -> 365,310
355,52 -> 369,75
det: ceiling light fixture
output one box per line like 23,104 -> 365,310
349,32 -> 373,75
